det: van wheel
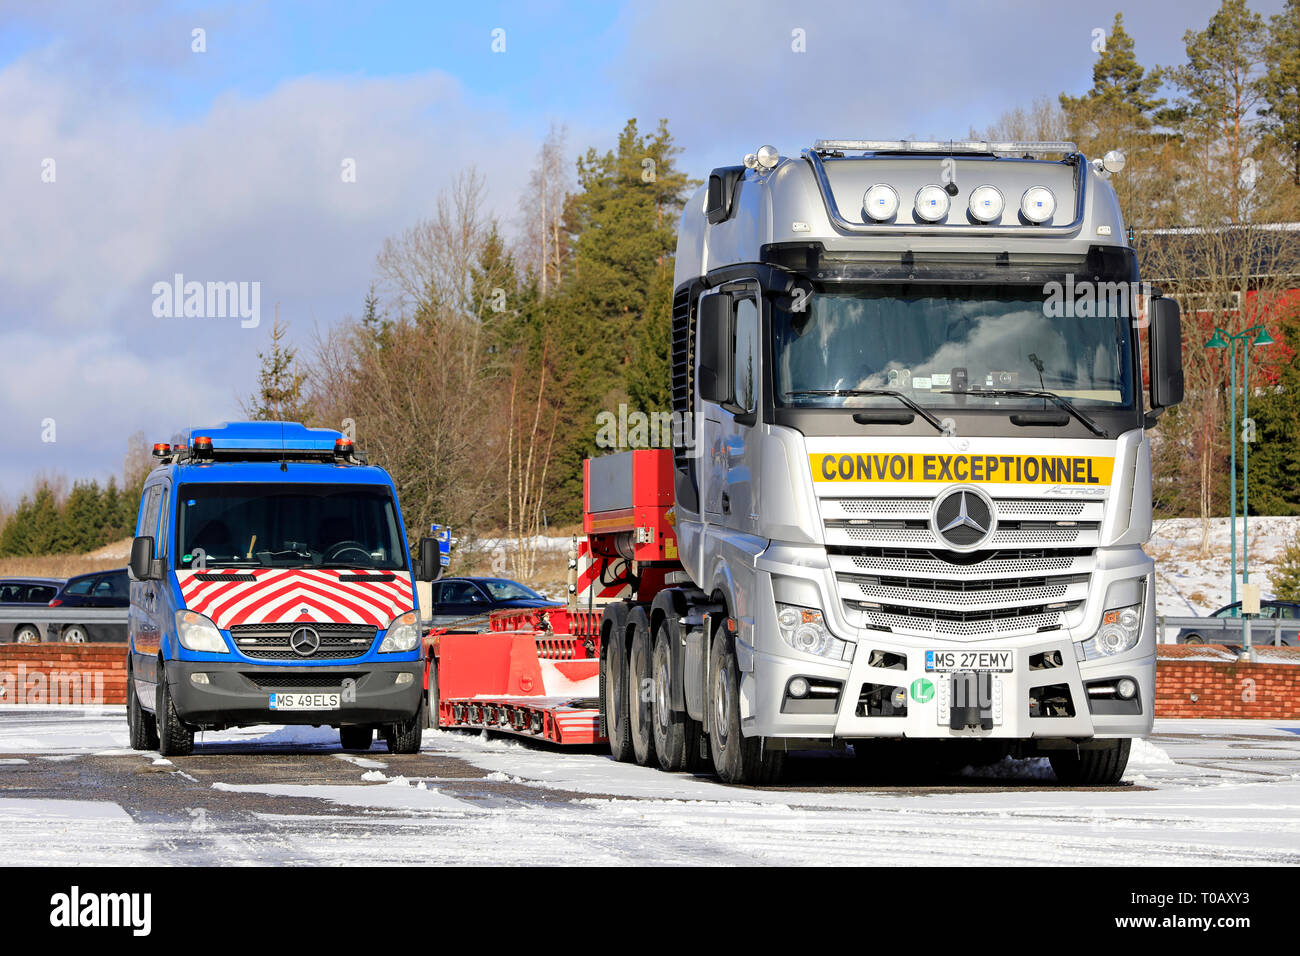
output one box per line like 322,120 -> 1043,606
627,609 -> 656,768
1048,738 -> 1131,786
155,669 -> 194,757
709,627 -> 784,786
13,625 -> 40,644
339,726 -> 373,750
127,669 -> 159,751
61,625 -> 88,644
383,698 -> 423,754
603,613 -> 634,764
651,621 -> 695,771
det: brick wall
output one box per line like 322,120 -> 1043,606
0,643 -> 126,706
1156,645 -> 1300,719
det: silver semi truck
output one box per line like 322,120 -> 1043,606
598,138 -> 1184,785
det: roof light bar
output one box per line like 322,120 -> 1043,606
813,139 -> 1079,157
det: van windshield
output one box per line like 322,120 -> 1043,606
174,483 -> 406,570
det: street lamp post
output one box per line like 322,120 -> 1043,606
1206,324 -> 1274,658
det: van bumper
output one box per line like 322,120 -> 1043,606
165,660 -> 423,728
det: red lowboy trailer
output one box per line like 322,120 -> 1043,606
423,449 -> 681,747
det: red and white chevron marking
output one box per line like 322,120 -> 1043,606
176,569 -> 413,630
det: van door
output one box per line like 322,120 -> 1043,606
130,484 -> 165,689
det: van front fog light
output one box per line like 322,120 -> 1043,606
190,672 -> 210,686
395,672 -> 414,686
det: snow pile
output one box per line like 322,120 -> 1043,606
1151,515 -> 1300,617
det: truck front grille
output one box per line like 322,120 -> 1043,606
228,623 -> 378,660
820,491 -> 1102,640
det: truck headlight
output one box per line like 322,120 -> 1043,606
1086,603 -> 1142,658
175,610 -> 229,654
379,611 -> 420,653
775,604 -> 852,661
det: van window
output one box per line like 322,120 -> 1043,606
174,482 -> 406,570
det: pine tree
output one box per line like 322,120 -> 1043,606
1270,527 -> 1300,600
1060,13 -> 1165,123
246,318 -> 311,422
59,480 -> 105,554
1261,0 -> 1300,186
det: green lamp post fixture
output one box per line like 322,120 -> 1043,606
1205,324 -> 1274,612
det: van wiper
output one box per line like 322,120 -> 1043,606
948,388 -> 1109,438
788,389 -> 948,433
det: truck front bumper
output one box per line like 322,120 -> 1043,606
165,660 -> 423,728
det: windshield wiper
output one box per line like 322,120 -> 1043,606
947,388 -> 1109,438
788,389 -> 948,433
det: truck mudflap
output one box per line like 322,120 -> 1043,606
429,610 -> 606,746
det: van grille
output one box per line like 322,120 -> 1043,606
228,623 -> 377,660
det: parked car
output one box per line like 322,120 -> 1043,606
427,577 -> 562,628
0,577 -> 64,643
47,568 -> 130,643
1175,600 -> 1300,647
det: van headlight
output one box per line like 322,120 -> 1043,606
775,604 -> 852,661
175,610 -> 229,654
379,611 -> 420,653
1085,604 -> 1142,659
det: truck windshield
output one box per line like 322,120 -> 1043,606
174,483 -> 406,570
772,283 -> 1135,410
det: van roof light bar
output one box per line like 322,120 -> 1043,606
813,139 -> 1079,157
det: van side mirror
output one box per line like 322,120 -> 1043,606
129,536 -> 159,581
1149,297 -> 1184,409
698,293 -> 733,406
415,536 -> 442,582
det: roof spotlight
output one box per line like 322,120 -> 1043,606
755,145 -> 780,170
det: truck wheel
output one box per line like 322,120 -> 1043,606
602,614 -> 634,762
339,726 -> 373,750
62,625 -> 88,644
126,668 -> 159,751
155,669 -> 194,757
627,609 -> 656,768
424,661 -> 440,730
708,627 -> 784,785
13,625 -> 40,644
1048,738 -> 1131,786
652,622 -> 696,771
383,698 -> 423,754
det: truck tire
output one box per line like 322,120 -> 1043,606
383,698 -> 423,754
339,726 -> 373,750
602,612 -> 634,762
155,668 -> 194,757
627,609 -> 656,768
425,661 -> 440,730
127,667 -> 159,751
652,621 -> 697,771
708,627 -> 784,785
13,624 -> 40,644
1048,738 -> 1131,786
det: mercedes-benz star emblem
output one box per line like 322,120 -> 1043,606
933,488 -> 995,550
289,626 -> 321,657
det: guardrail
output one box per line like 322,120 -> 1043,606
0,607 -> 128,641
1157,615 -> 1288,646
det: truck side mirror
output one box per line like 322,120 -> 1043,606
1149,297 -> 1184,409
698,293 -> 733,406
415,536 -> 442,582
129,536 -> 159,582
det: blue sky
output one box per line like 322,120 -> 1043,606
0,0 -> 1287,503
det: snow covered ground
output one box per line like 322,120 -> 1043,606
0,708 -> 1297,865
1151,515 -> 1300,617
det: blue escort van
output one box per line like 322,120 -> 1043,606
126,422 -> 441,756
